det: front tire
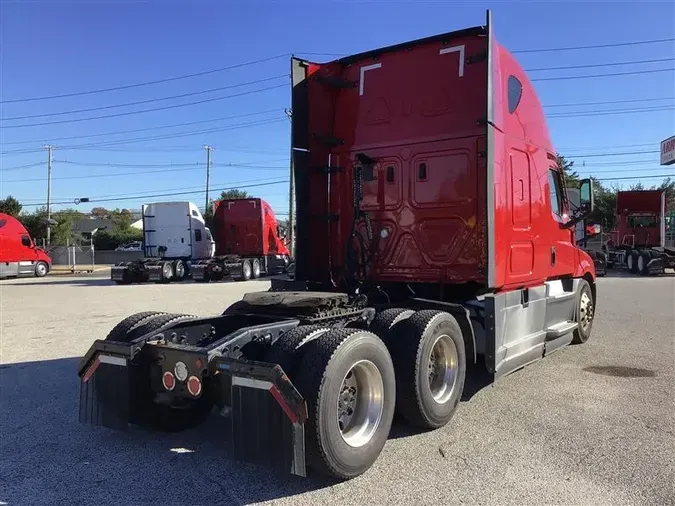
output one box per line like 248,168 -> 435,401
35,261 -> 49,277
572,279 -> 594,344
294,329 -> 396,479
388,311 -> 466,429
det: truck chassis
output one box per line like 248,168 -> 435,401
604,245 -> 675,276
79,276 -> 595,479
111,254 -> 290,284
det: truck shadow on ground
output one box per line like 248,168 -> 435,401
0,357 -> 488,505
1,356 -> 495,505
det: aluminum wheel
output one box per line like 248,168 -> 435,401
579,292 -> 594,331
637,255 -> 645,273
35,262 -> 48,277
427,334 -> 459,404
336,360 -> 384,448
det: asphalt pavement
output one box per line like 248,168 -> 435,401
0,273 -> 673,506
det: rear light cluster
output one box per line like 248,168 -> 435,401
161,359 -> 203,397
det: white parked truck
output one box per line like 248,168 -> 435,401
111,202 -> 215,284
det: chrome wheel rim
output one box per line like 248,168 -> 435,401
36,263 -> 47,276
627,254 -> 634,270
337,360 -> 384,448
579,292 -> 594,330
428,334 -> 459,404
175,263 -> 185,278
243,262 -> 251,278
637,255 -> 644,272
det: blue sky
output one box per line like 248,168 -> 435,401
1,0 -> 674,216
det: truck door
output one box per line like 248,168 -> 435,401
546,167 -> 577,278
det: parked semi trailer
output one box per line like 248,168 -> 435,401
111,202 -> 215,284
79,11 -> 598,480
602,190 -> 675,275
191,197 -> 290,282
0,213 -> 52,279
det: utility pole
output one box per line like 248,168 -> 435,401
203,145 -> 213,215
44,145 -> 53,245
284,108 -> 295,257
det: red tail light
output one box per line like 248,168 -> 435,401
187,376 -> 202,397
162,371 -> 176,391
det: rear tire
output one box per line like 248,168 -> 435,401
241,259 -> 252,281
294,329 -> 396,479
264,325 -> 330,377
627,251 -> 639,274
105,311 -> 211,432
35,261 -> 49,278
160,261 -> 174,283
252,258 -> 261,279
370,308 -> 414,344
173,260 -> 185,280
388,310 -> 466,429
105,311 -> 167,342
638,251 -> 651,276
572,279 -> 594,344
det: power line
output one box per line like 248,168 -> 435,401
526,57 -> 675,72
531,68 -> 673,82
596,174 -> 674,181
2,84 -> 287,129
545,97 -> 674,109
22,179 -> 290,207
0,161 -> 46,172
548,106 -> 675,118
512,37 -> 675,53
0,54 -> 290,104
1,76 -> 286,122
0,109 -> 282,148
569,150 -> 660,158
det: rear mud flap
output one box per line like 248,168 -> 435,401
79,344 -> 134,429
214,357 -> 307,477
146,265 -> 164,282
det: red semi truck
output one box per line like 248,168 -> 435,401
191,197 -> 290,282
602,190 -> 675,275
78,11 -> 597,480
0,213 -> 52,279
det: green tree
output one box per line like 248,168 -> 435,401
556,153 -> 579,186
51,209 -> 85,245
0,195 -> 22,217
90,207 -> 110,219
20,207 -> 48,242
219,189 -> 250,200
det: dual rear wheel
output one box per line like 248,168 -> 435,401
265,310 -> 466,479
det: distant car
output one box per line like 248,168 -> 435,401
115,241 -> 142,252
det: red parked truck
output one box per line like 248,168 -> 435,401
602,189 -> 675,274
191,197 -> 290,282
0,213 -> 52,279
78,11 -> 597,480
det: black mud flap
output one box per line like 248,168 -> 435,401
111,265 -> 132,283
78,341 -> 136,429
147,264 -> 164,282
214,357 -> 307,477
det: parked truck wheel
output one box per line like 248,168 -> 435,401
105,311 -> 168,342
627,251 -> 639,274
34,261 -> 49,277
388,310 -> 466,430
241,259 -> 252,281
264,325 -> 330,377
637,251 -> 652,276
294,328 -> 396,479
572,279 -> 594,345
104,312 -> 211,432
173,260 -> 186,280
160,261 -> 174,283
369,308 -> 414,345
252,258 -> 261,279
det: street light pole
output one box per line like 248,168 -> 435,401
44,145 -> 53,245
203,145 -> 214,215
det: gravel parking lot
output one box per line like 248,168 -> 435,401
1,273 -> 673,506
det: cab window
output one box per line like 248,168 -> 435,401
548,169 -> 563,218
195,229 -> 202,242
21,235 -> 32,247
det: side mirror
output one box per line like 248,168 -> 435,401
569,178 -> 594,225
